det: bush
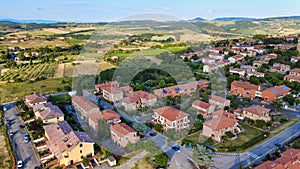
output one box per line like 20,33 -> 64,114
225,131 -> 234,138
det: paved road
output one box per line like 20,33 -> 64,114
2,103 -> 40,169
213,120 -> 300,169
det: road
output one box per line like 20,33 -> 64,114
213,120 -> 300,169
2,103 -> 40,169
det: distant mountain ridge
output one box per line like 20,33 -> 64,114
212,17 -> 257,21
0,18 -> 59,24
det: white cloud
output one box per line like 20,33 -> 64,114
208,9 -> 213,14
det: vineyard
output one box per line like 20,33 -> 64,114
0,62 -> 58,82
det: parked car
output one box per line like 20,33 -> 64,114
19,124 -> 25,128
9,131 -> 14,136
171,145 -> 180,152
23,133 -> 29,142
149,131 -> 157,137
17,160 -> 23,168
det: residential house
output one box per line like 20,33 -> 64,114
101,86 -> 124,102
209,95 -> 231,110
72,96 -> 100,118
121,90 -> 157,111
209,52 -> 225,60
203,60 -> 230,73
235,105 -> 271,121
262,85 -> 291,101
229,68 -> 246,77
228,55 -> 245,63
94,81 -> 119,93
25,93 -> 47,108
32,103 -> 64,124
253,60 -> 267,68
203,110 -> 240,142
87,109 -> 121,131
192,100 -> 214,118
230,81 -> 260,99
291,56 -> 300,63
284,68 -> 300,83
247,71 -> 265,78
264,53 -> 278,61
43,121 -> 94,166
110,123 -> 140,147
255,148 -> 300,169
270,63 -> 291,74
152,106 -> 190,131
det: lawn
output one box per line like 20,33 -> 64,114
181,130 -> 208,145
270,118 -> 300,136
0,77 -> 72,102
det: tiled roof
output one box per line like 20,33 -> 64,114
101,86 -> 123,94
72,96 -> 99,113
44,121 -> 94,160
243,105 -> 270,116
122,90 -> 157,104
204,110 -> 238,130
88,109 -> 120,124
255,161 -> 284,169
209,95 -> 229,103
231,81 -> 259,90
264,85 -> 291,96
32,102 -> 64,120
192,100 -> 210,109
154,106 -> 189,121
290,68 -> 300,74
110,123 -> 136,137
25,93 -> 46,104
95,81 -> 119,88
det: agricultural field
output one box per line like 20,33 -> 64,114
0,62 -> 58,82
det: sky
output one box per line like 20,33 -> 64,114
1,0 -> 300,22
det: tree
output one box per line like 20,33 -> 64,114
82,157 -> 89,167
97,119 -> 111,140
271,99 -> 283,112
296,99 -> 300,106
153,124 -> 163,133
132,123 -> 147,136
155,153 -> 169,167
283,94 -> 295,106
158,79 -> 166,88
192,145 -> 213,167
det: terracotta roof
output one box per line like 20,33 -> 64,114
192,100 -> 210,109
231,81 -> 259,90
209,95 -> 229,103
285,75 -> 300,81
243,105 -> 270,116
264,85 -> 291,96
154,106 -> 189,121
101,110 -> 121,120
95,81 -> 119,88
44,121 -> 94,160
255,161 -> 284,169
110,123 -> 136,137
204,110 -> 238,130
119,86 -> 133,92
72,96 -> 99,113
122,90 -> 157,104
101,86 -> 123,94
229,68 -> 245,73
32,102 -> 64,120
281,148 -> 300,158
25,93 -> 47,105
290,68 -> 300,74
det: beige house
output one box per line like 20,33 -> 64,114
110,123 -> 140,147
72,96 -> 100,117
192,100 -> 214,118
152,106 -> 190,131
87,109 -> 121,131
236,105 -> 271,121
122,90 -> 157,111
209,95 -> 231,110
102,86 -> 124,102
43,121 -> 94,167
32,102 -> 64,124
25,93 -> 47,108
203,110 -> 240,142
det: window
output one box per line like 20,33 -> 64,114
80,150 -> 82,153
80,144 -> 83,147
57,117 -> 59,119
81,156 -> 83,159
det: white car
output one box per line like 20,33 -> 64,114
17,160 -> 23,168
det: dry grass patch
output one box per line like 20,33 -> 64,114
54,63 -> 65,78
0,135 -> 12,168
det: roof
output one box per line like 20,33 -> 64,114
290,68 -> 300,74
101,86 -> 123,94
44,121 -> 94,160
204,110 -> 238,130
192,100 -> 210,109
110,123 -> 136,137
243,105 -> 271,116
32,102 -> 64,120
229,68 -> 245,73
281,148 -> 300,158
231,81 -> 259,90
72,96 -> 99,113
153,106 -> 189,121
209,95 -> 230,104
95,81 -> 119,88
255,161 -> 284,169
87,109 -> 120,123
264,85 -> 291,96
25,93 -> 47,105
122,90 -> 157,104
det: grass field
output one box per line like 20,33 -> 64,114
0,77 -> 72,102
0,134 -> 11,168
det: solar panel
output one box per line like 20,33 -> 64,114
280,85 -> 289,91
271,89 -> 279,95
175,88 -> 181,91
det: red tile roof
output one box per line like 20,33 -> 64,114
101,109 -> 121,120
72,96 -> 99,113
192,100 -> 210,109
154,106 -> 189,121
25,93 -> 47,105
204,110 -> 238,130
231,81 -> 259,90
101,86 -> 123,94
95,81 -> 119,88
209,95 -> 229,103
243,105 -> 271,116
290,68 -> 300,74
110,123 -> 136,137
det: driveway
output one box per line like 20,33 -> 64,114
2,103 -> 40,169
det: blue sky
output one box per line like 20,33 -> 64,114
1,0 -> 300,22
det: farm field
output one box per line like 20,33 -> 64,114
0,62 -> 58,82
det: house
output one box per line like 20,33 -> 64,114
270,63 -> 291,74
253,60 -> 267,68
209,95 -> 231,110
32,103 -> 64,124
192,100 -> 214,118
110,123 -> 140,147
101,86 -> 124,102
229,68 -> 246,77
25,93 -> 47,108
202,57 -> 216,64
284,68 -> 300,83
152,106 -> 190,131
230,81 -> 260,99
203,60 -> 230,73
255,148 -> 300,169
228,55 -> 245,63
264,53 -> 278,61
87,109 -> 121,131
289,68 -> 300,76
72,96 -> 100,117
203,110 -> 240,142
291,56 -> 300,63
121,90 -> 157,111
94,81 -> 119,93
235,105 -> 271,121
247,71 -> 265,78
209,52 -> 225,60
43,121 -> 94,166
153,81 -> 208,98
262,85 -> 291,101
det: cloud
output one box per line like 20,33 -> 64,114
162,6 -> 171,11
208,9 -> 213,14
